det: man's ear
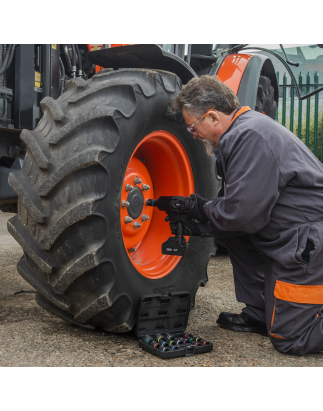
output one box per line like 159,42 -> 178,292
209,111 -> 220,123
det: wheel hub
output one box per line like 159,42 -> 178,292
120,157 -> 154,250
127,187 -> 144,219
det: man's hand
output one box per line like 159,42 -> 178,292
166,214 -> 201,236
186,193 -> 209,222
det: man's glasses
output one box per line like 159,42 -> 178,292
186,107 -> 215,134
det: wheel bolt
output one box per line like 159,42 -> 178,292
133,222 -> 141,229
142,214 -> 149,222
125,184 -> 133,192
134,176 -> 142,185
142,184 -> 150,191
124,216 -> 133,224
121,200 -> 130,208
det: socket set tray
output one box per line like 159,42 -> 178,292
135,292 -> 213,359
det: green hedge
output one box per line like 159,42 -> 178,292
277,98 -> 323,161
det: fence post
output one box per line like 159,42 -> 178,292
306,72 -> 311,147
282,73 -> 287,126
314,72 -> 319,157
290,79 -> 294,133
298,72 -> 303,139
276,72 -> 279,121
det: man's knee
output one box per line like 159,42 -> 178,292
267,277 -> 323,355
269,317 -> 323,356
269,334 -> 317,356
269,335 -> 300,355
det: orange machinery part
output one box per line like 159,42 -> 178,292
217,54 -> 253,95
111,44 -> 130,48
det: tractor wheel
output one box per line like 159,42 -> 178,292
255,75 -> 277,119
7,69 -> 217,332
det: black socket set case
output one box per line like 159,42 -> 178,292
134,292 -> 213,359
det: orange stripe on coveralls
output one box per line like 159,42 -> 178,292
230,106 -> 251,126
270,333 -> 287,339
274,280 -> 323,304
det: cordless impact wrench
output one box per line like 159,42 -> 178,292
146,196 -> 194,256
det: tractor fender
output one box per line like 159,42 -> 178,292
217,53 -> 279,110
88,44 -> 197,84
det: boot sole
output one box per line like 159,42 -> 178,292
216,319 -> 268,337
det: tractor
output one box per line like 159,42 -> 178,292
1,43 -> 321,332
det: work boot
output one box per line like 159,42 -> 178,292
216,311 -> 268,336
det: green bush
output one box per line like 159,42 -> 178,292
277,97 -> 323,161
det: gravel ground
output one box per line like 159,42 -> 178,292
1,211 -> 323,367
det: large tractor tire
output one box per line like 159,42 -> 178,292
255,75 -> 277,119
7,69 -> 217,332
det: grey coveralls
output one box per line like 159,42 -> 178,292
198,108 -> 323,355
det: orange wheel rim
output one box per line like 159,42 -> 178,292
121,130 -> 194,279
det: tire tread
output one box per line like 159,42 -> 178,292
8,69 -> 205,331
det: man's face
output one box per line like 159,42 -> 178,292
183,108 -> 220,155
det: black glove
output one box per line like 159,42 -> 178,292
186,193 -> 209,222
166,214 -> 201,236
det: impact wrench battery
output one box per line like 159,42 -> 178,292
146,196 -> 194,256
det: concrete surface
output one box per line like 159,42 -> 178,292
1,211 -> 322,366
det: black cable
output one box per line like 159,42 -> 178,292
62,44 -> 73,72
59,56 -> 62,94
71,44 -> 76,66
59,56 -> 66,95
0,44 -> 5,87
60,56 -> 65,78
1,98 -> 6,119
0,44 -> 11,71
0,44 -> 13,76
71,44 -> 76,77
6,44 -> 16,72
2,44 -> 6,62
0,44 -> 16,79
75,44 -> 82,77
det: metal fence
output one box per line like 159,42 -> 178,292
275,71 -> 323,161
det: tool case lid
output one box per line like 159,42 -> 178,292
134,292 -> 191,338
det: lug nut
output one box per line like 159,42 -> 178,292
142,184 -> 150,191
133,222 -> 141,229
124,216 -> 133,224
134,176 -> 142,185
121,200 -> 130,208
142,214 -> 149,222
125,184 -> 133,192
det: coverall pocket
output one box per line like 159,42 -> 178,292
300,239 -> 315,264
294,223 -> 311,265
270,280 -> 323,340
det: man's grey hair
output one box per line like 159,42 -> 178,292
172,75 -> 240,117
